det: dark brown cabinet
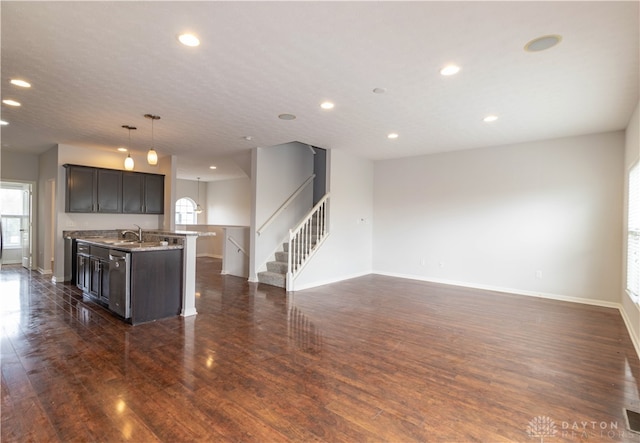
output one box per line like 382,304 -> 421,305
130,249 -> 182,324
66,165 -> 97,212
97,169 -> 122,213
64,164 -> 164,214
144,173 -> 165,214
122,172 -> 164,214
76,244 -> 91,292
122,172 -> 144,213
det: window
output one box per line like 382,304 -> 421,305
627,161 -> 640,303
175,197 -> 197,225
0,187 -> 29,249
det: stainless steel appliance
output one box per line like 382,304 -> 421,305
108,249 -> 131,319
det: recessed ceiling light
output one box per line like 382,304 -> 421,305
117,147 -> 128,152
320,101 -> 335,110
10,79 -> 31,88
243,136 -> 253,141
209,165 -> 217,170
440,65 -> 460,76
0,120 -> 8,125
524,34 -> 562,52
483,115 -> 499,123
2,99 -> 21,106
178,33 -> 200,47
278,113 -> 296,120
387,133 -> 399,139
373,88 -> 387,94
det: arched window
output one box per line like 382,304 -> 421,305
175,197 -> 197,225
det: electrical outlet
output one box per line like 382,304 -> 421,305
420,258 -> 426,266
439,261 -> 444,268
535,270 -> 543,279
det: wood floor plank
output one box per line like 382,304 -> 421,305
1,260 -> 639,442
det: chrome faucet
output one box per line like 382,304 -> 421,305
121,224 -> 143,242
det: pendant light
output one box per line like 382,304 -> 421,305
144,114 -> 160,165
122,125 -> 136,170
195,177 -> 203,214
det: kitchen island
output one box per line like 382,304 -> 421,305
65,229 -> 214,324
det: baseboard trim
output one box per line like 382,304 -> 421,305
180,307 -> 197,317
374,271 -> 621,308
196,253 -> 222,259
291,270 -> 372,292
37,267 -> 53,275
619,305 -> 640,360
374,271 -> 639,360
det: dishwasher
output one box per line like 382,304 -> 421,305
109,250 -> 131,319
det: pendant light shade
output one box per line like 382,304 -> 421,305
144,114 -> 160,166
147,148 -> 158,165
124,154 -> 134,171
122,125 -> 137,171
195,177 -> 203,214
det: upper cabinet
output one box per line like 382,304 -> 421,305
64,164 -> 164,214
65,165 -> 97,212
122,172 -> 164,214
97,168 -> 122,213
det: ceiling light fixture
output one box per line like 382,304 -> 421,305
483,115 -> 499,123
209,165 -> 217,170
144,113 -> 160,166
387,133 -> 399,139
2,99 -> 21,107
320,101 -> 335,110
0,120 -> 8,126
440,65 -> 461,76
10,79 -> 31,88
117,147 -> 128,152
524,34 -> 562,52
122,125 -> 136,170
178,33 -> 200,47
195,177 -> 203,214
278,113 -> 296,120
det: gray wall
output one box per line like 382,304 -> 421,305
373,131 -> 624,304
623,101 -> 640,353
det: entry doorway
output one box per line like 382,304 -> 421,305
0,182 -> 33,269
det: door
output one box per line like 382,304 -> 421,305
0,182 -> 33,268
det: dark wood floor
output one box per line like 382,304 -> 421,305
2,258 -> 639,442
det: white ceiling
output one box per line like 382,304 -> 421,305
1,1 -> 638,181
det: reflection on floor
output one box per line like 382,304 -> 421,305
2,258 -> 640,442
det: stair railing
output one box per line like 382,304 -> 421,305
227,236 -> 248,257
287,193 -> 330,288
257,174 -> 315,236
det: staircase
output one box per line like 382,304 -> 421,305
257,242 -> 294,288
257,194 -> 329,290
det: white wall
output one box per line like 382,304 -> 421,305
293,149 -> 374,290
623,101 -> 640,355
250,142 -> 314,281
373,132 -> 624,304
207,177 -> 251,226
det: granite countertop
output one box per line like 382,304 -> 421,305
75,237 -> 184,252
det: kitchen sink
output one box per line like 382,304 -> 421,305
95,239 -> 139,245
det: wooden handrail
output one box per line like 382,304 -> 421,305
256,174 -> 315,235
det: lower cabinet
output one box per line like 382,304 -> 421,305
76,244 -> 91,293
77,244 -> 110,305
130,249 -> 183,325
75,241 -> 182,325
